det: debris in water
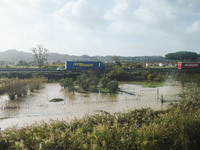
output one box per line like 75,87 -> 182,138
49,98 -> 64,102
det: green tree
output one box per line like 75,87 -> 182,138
107,66 -> 128,80
31,45 -> 48,69
87,70 -> 101,88
100,76 -> 111,89
17,60 -> 29,66
165,51 -> 199,62
60,78 -> 75,93
112,56 -> 122,66
76,73 -> 91,90
105,62 -> 115,69
106,80 -> 118,93
90,76 -> 100,88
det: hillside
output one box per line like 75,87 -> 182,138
0,49 -> 167,63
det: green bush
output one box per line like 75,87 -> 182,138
28,76 -> 47,92
0,77 -> 46,99
1,83 -> 199,149
90,76 -> 100,88
76,73 -> 91,90
106,80 -> 118,93
147,74 -> 154,81
60,77 -> 75,93
100,76 -> 110,89
1,78 -> 28,100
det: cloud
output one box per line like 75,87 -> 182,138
186,21 -> 200,33
53,0 -> 104,30
0,0 -> 56,50
0,0 -> 199,56
105,0 -> 200,36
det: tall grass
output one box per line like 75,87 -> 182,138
0,83 -> 199,149
1,78 -> 28,99
28,76 -> 47,92
0,76 -> 47,99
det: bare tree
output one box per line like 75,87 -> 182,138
31,45 -> 48,69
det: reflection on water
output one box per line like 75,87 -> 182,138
0,82 -> 181,130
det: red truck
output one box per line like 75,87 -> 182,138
178,62 -> 200,69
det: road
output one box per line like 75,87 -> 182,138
0,68 -> 199,73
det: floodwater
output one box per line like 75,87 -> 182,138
0,82 -> 181,130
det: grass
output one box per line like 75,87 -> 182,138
76,88 -> 117,94
131,81 -> 165,88
0,83 -> 199,150
98,87 -> 112,93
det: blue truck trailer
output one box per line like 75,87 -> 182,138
65,61 -> 105,70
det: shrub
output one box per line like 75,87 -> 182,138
1,78 -> 28,100
106,80 -> 118,93
60,77 -> 75,93
100,76 -> 110,89
28,76 -> 47,92
1,83 -> 199,149
60,77 -> 74,89
76,73 -> 91,90
90,76 -> 100,88
107,66 -> 129,80
147,74 -> 154,81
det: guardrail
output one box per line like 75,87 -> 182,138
0,68 -> 199,73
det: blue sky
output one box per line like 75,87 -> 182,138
0,0 -> 200,56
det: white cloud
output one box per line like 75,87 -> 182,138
0,0 -> 200,56
53,0 -> 104,30
105,0 -> 200,37
186,21 -> 200,33
133,6 -> 158,24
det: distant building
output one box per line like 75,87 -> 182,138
159,63 -> 166,67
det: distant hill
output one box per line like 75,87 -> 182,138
0,50 -> 33,63
0,49 -> 167,63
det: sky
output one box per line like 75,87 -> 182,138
0,0 -> 200,56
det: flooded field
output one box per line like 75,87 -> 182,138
0,82 -> 181,130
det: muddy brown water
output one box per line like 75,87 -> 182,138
0,82 -> 181,130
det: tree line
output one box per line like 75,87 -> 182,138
165,51 -> 200,62
60,73 -> 119,94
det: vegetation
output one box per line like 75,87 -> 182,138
76,73 -> 91,91
0,76 -> 47,99
60,73 -> 119,93
31,45 -> 48,69
0,83 -> 199,149
0,78 -> 28,99
60,77 -> 75,93
131,81 -> 164,88
100,76 -> 110,89
147,74 -> 154,81
106,80 -> 118,92
165,51 -> 199,62
16,60 -> 29,66
107,66 -> 129,81
28,76 -> 47,92
112,56 -> 122,66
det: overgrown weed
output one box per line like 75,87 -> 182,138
0,83 -> 199,149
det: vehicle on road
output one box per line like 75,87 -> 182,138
65,61 -> 105,70
177,62 -> 200,69
56,67 -> 65,70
